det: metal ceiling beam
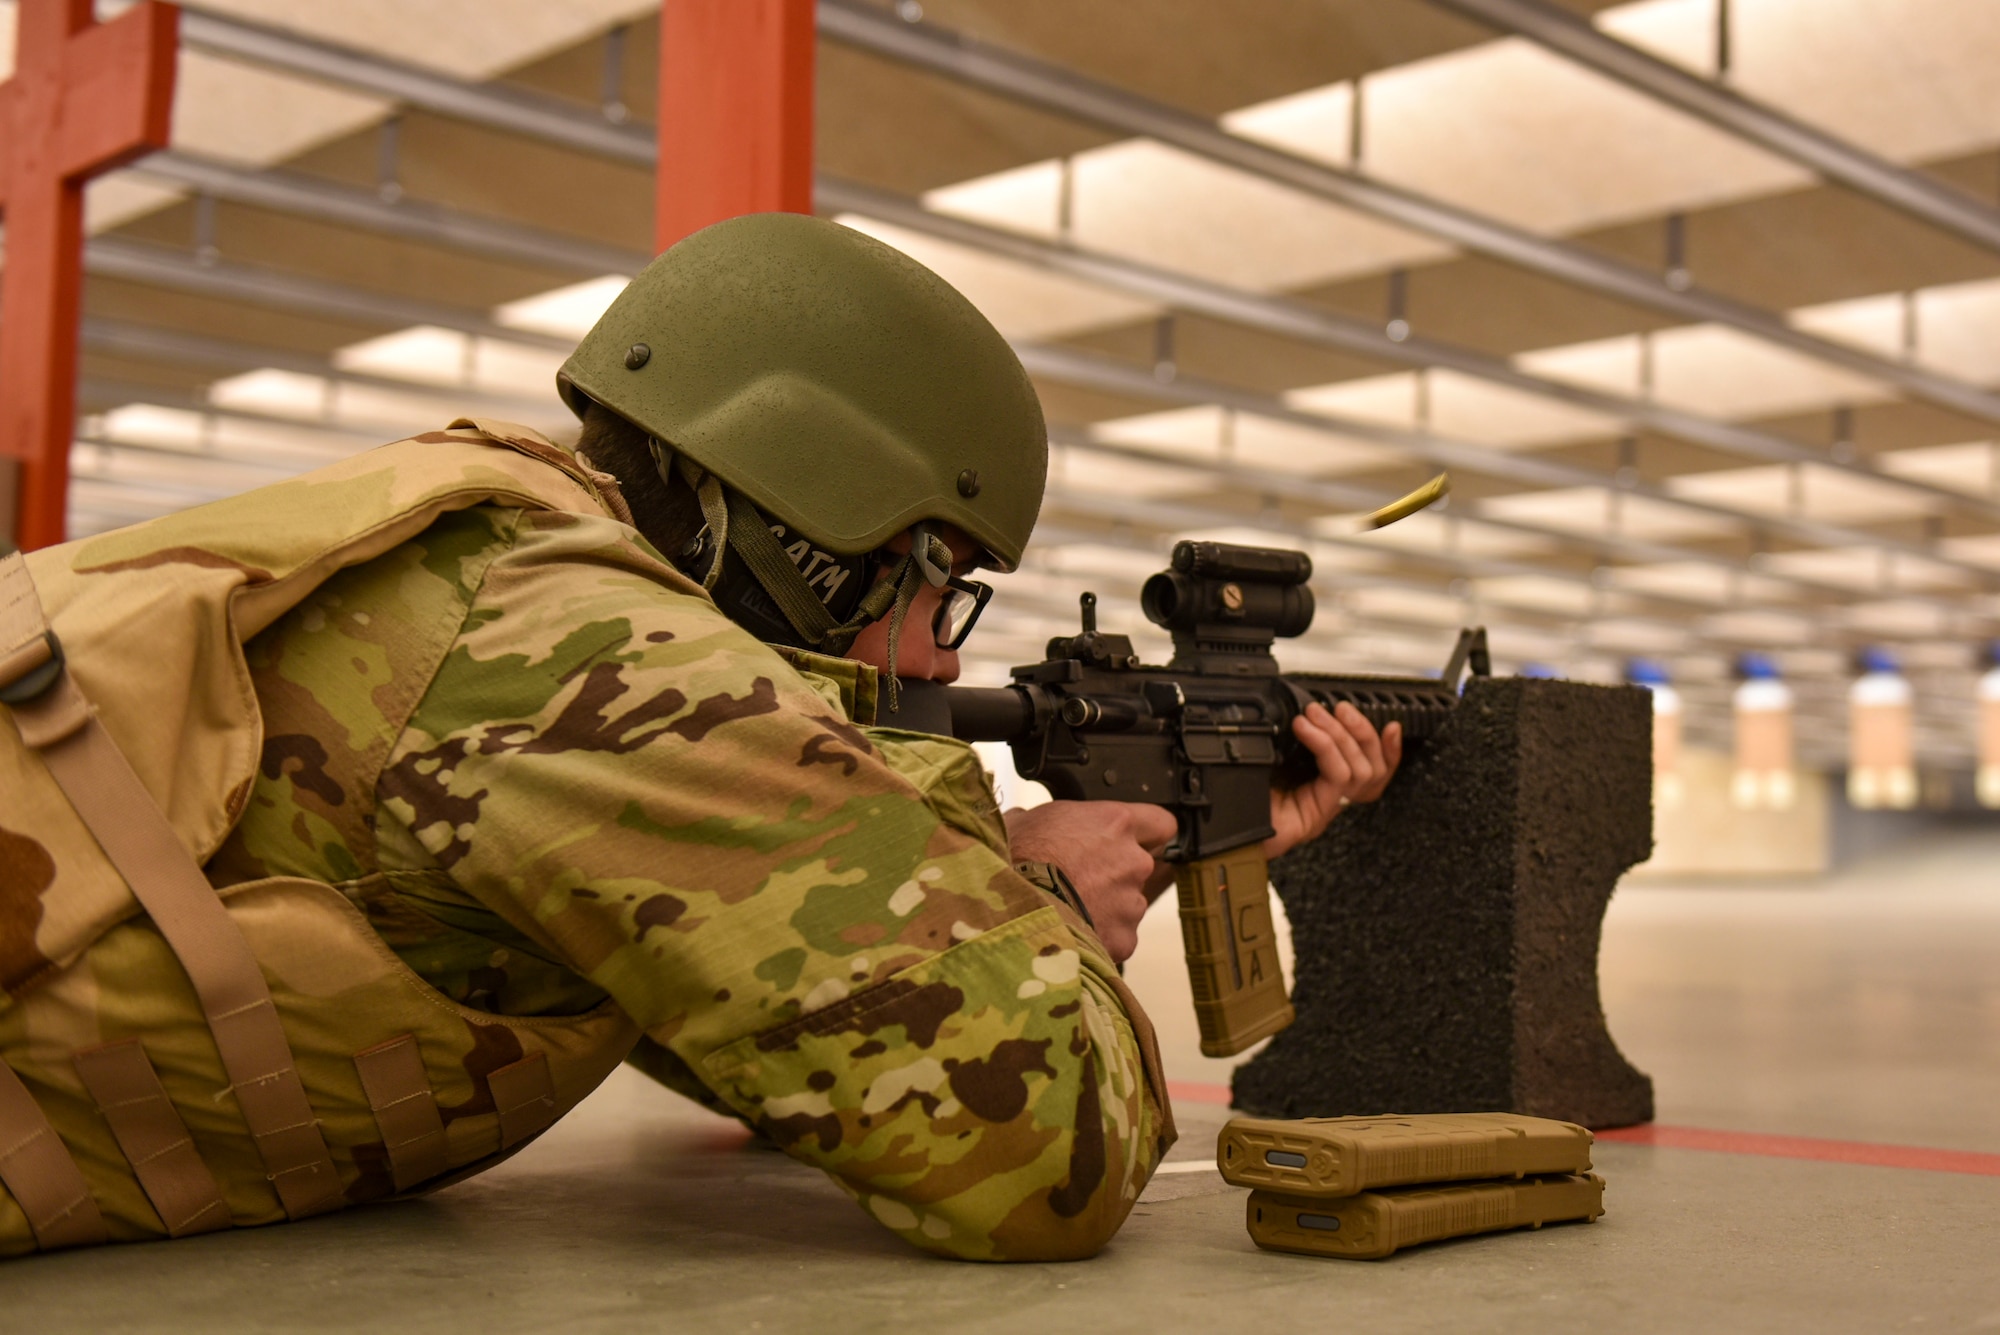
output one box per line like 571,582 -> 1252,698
820,175 -> 2000,553
1051,422 -> 1970,616
816,0 -> 2000,430
79,217 -> 1991,604
133,151 -> 647,277
84,237 -> 574,352
1048,483 -> 1683,617
177,6 -> 655,168
1426,0 -> 2000,258
82,314 -> 1962,625
82,145 -> 1984,595
1038,484 -> 1967,655
1019,341 -> 1984,587
70,365 -> 1967,673
176,2 -> 2000,447
81,318 -> 562,421
75,337 -> 1909,651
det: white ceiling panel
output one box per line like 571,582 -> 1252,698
1341,585 -> 1469,627
1701,609 -> 1816,643
206,368 -> 333,420
91,404 -> 367,464
1285,373 -> 1423,428
1088,405 -> 1399,476
1759,547 -> 1973,593
1515,334 -> 1646,398
1610,0 -> 2000,167
69,440 -> 295,499
174,0 -> 655,82
1426,371 -> 1622,448
1668,463 -> 1937,523
1286,371 -> 1619,448
1789,293 -> 1907,361
1584,618 -> 1694,654
1938,535 -> 2000,571
1611,561 -> 1794,605
1231,412 -> 1402,476
928,139 -> 1452,294
1473,575 -> 1603,616
1478,486 -> 1736,542
19,0 -> 660,233
1026,543 -> 1170,583
496,277 -> 633,340
1360,34 -> 1808,235
1315,508 -> 1551,560
1047,446 -> 1210,500
839,216 -> 1158,340
1837,600 -> 1955,638
334,327 -> 473,387
1911,279 -> 2000,387
1649,325 -> 1893,419
921,160 -> 1065,239
1877,441 -> 1999,497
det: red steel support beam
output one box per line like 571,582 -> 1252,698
655,0 -> 815,253
0,0 -> 178,551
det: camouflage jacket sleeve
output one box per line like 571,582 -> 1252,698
373,509 -> 1176,1260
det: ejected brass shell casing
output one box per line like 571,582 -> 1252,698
1175,849 -> 1294,1057
1217,1112 -> 1594,1197
1247,1173 -> 1606,1260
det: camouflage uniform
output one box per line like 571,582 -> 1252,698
0,424 -> 1173,1261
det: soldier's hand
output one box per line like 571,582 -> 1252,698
1004,801 -> 1179,962
1264,702 -> 1402,859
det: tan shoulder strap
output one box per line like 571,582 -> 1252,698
0,554 -> 341,1221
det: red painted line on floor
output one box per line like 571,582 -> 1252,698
1166,1083 -> 2000,1177
1594,1124 -> 2000,1176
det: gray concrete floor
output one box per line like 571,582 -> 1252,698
7,834 -> 1999,1333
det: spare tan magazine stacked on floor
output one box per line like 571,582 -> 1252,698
1218,1112 -> 1605,1260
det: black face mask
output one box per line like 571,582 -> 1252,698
678,513 -> 880,651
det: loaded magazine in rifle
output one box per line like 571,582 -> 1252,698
930,538 -> 1490,1057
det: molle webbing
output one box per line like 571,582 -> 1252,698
74,1040 -> 230,1238
0,1062 -> 106,1250
490,1053 -> 558,1148
0,554 -> 343,1232
353,1037 -> 449,1192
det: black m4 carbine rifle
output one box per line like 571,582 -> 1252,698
935,541 -> 1489,1057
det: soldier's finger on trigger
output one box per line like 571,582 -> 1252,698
1126,802 -> 1179,851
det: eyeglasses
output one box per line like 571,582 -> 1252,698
933,575 -> 993,650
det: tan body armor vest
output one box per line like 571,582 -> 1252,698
0,422 -> 644,1255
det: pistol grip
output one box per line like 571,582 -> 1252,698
1174,849 -> 1295,1058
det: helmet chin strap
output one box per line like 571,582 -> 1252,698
653,441 -> 949,711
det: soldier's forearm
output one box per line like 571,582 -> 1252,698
688,905 -> 1173,1261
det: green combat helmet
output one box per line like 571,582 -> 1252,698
558,212 -> 1047,680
